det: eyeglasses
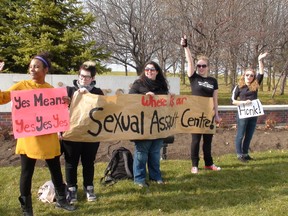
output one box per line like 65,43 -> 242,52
145,67 -> 156,72
245,74 -> 254,78
196,64 -> 207,68
79,74 -> 92,80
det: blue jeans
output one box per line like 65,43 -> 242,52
133,139 -> 163,184
235,115 -> 258,156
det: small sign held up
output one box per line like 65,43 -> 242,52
10,88 -> 70,138
237,99 -> 264,119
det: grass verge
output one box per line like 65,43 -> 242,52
1,150 -> 288,215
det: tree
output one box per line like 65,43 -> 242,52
0,0 -> 109,74
86,0 -> 171,75
84,0 -> 288,96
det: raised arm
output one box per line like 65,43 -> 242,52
181,35 -> 195,77
258,52 -> 268,75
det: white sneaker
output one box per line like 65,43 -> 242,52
85,186 -> 96,202
191,167 -> 198,174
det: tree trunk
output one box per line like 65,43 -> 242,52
224,68 -> 228,86
125,64 -> 128,76
279,72 -> 287,95
181,51 -> 186,85
267,64 -> 271,91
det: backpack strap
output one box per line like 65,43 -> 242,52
100,175 -> 117,186
100,149 -> 120,186
122,151 -> 133,179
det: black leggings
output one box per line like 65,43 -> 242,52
62,140 -> 100,188
191,133 -> 214,167
20,154 -> 63,196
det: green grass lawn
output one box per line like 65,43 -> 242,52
1,150 -> 288,216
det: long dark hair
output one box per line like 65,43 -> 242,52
140,61 -> 169,92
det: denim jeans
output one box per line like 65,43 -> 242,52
133,139 -> 163,184
235,115 -> 258,156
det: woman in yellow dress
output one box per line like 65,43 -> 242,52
0,52 -> 75,215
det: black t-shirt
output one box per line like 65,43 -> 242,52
188,72 -> 218,97
231,74 -> 263,101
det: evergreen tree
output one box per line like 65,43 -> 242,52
0,0 -> 109,74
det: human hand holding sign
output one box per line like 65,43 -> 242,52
78,88 -> 89,94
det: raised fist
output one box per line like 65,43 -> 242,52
181,35 -> 188,48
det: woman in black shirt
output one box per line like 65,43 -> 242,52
181,36 -> 221,174
231,52 -> 268,162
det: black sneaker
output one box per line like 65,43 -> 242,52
56,197 -> 76,211
85,186 -> 97,202
244,155 -> 254,160
67,186 -> 77,204
238,156 -> 248,163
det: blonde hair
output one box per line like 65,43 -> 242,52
196,55 -> 209,66
238,68 -> 259,91
83,61 -> 96,67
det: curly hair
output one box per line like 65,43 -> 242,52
238,68 -> 259,91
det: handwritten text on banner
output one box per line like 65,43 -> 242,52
62,92 -> 216,142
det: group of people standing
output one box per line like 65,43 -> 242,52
181,37 -> 268,172
0,36 -> 268,215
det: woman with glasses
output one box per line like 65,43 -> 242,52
0,53 -> 75,215
61,61 -> 104,203
129,61 -> 169,187
231,52 -> 268,162
181,36 -> 221,174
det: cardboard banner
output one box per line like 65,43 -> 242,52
11,88 -> 70,138
237,99 -> 264,119
62,92 -> 216,142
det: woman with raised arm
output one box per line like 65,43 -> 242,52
181,36 -> 221,174
231,52 -> 268,162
